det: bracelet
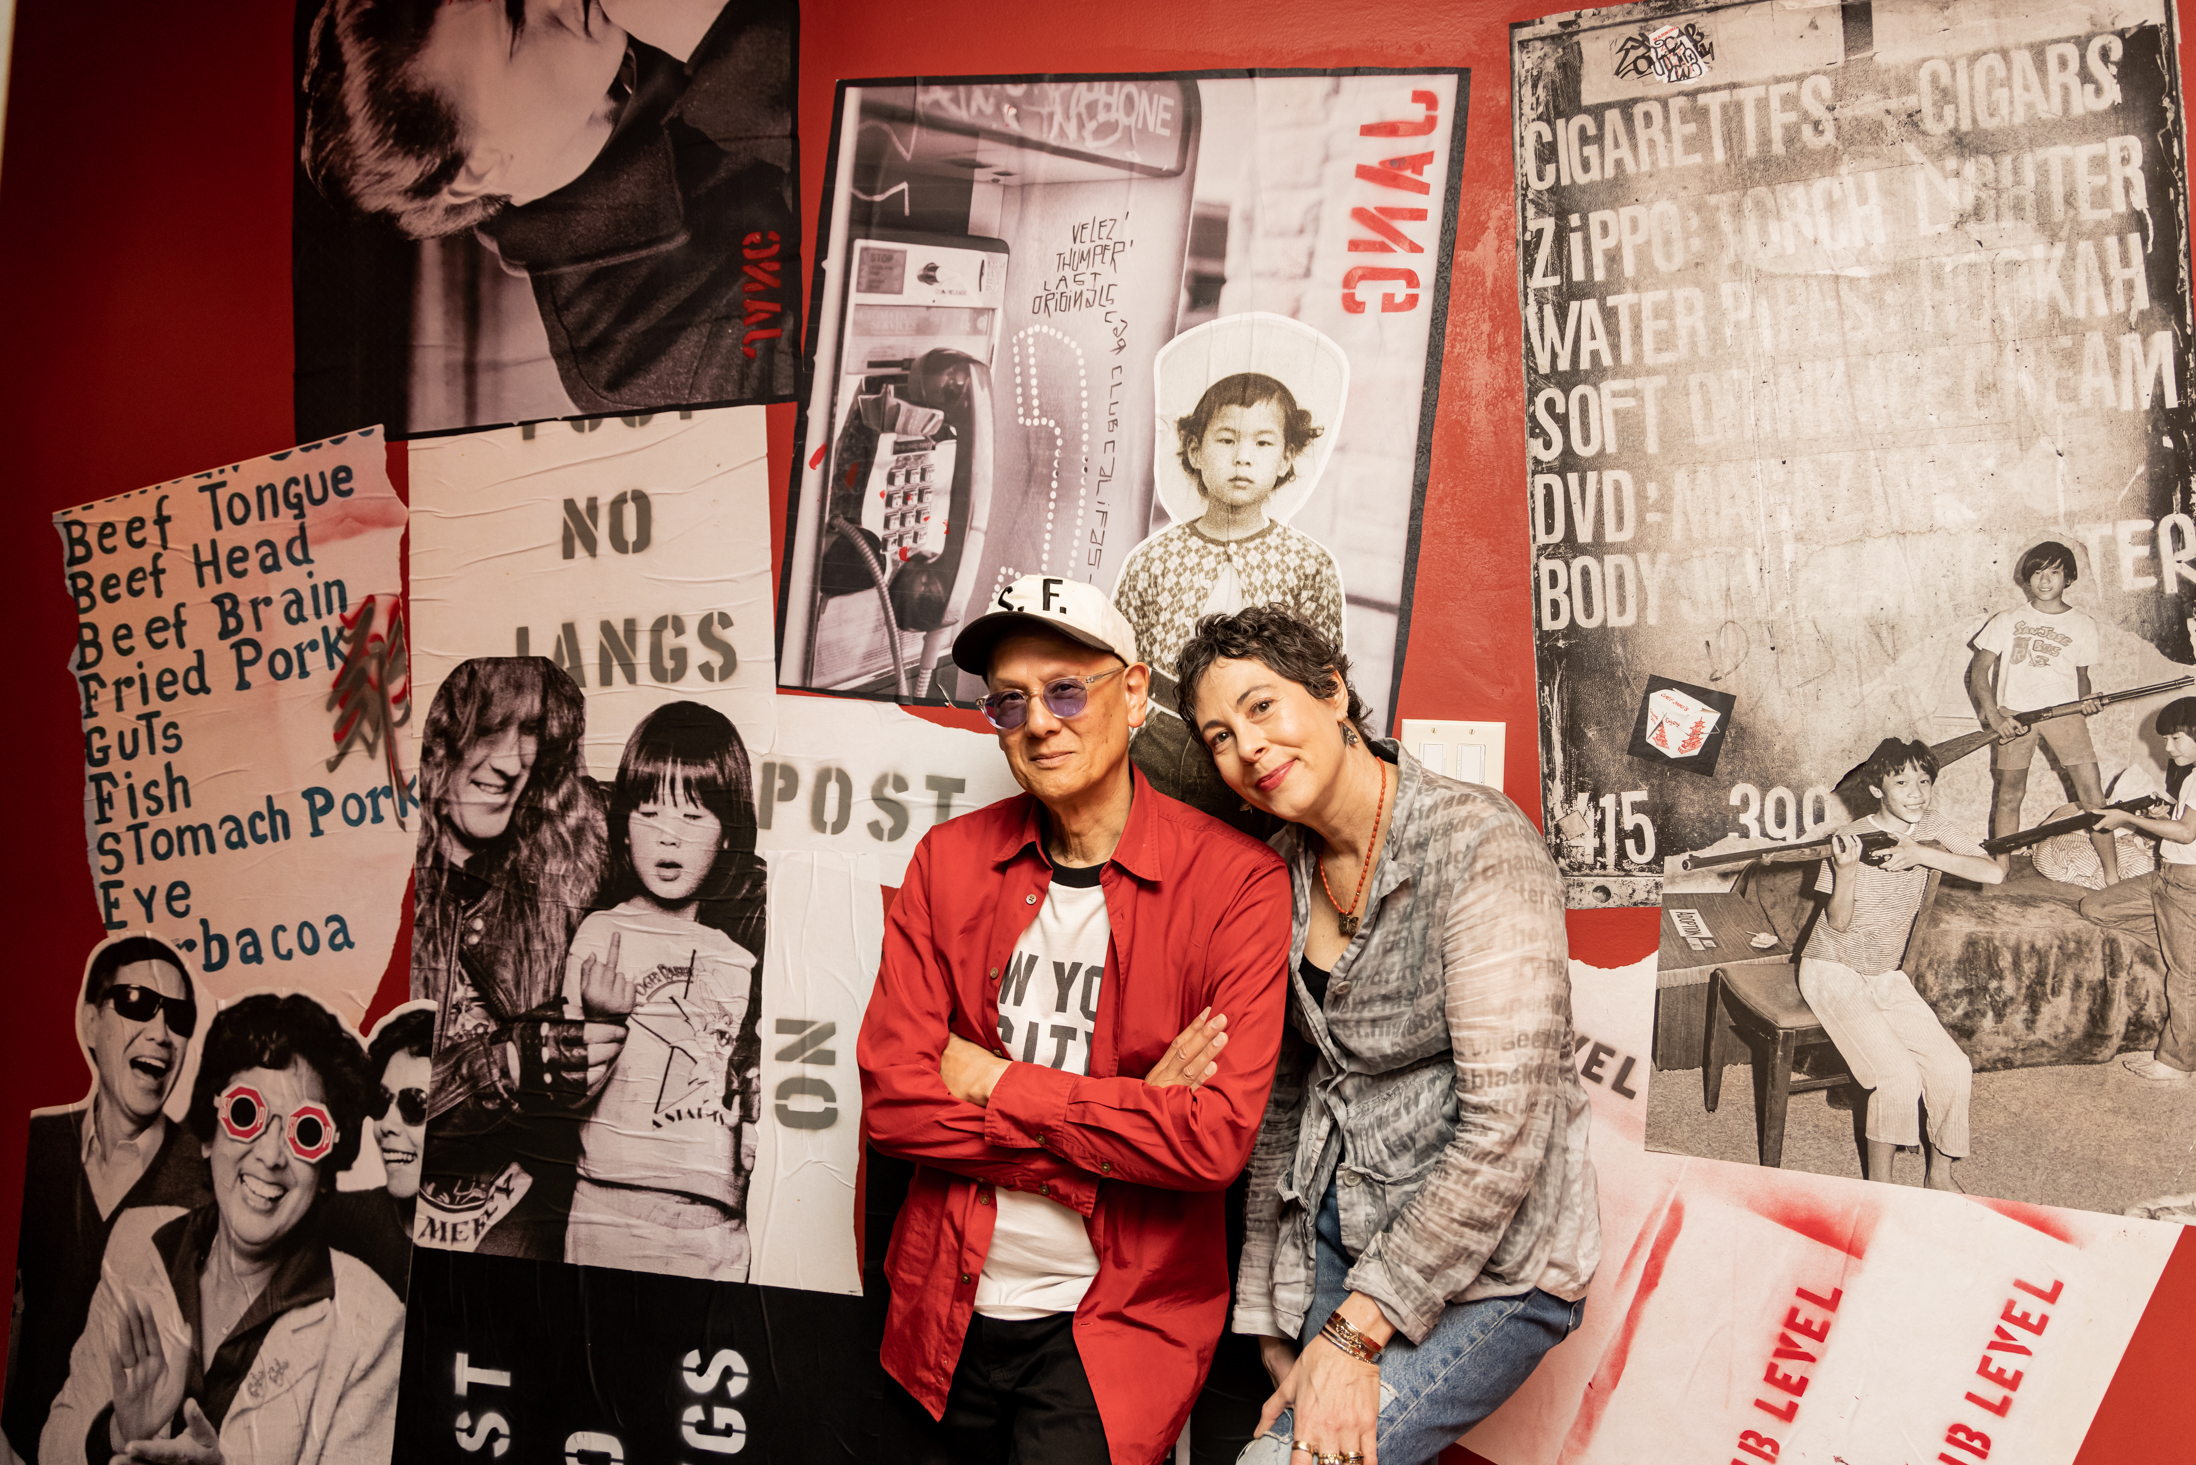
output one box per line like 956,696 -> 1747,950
1319,1313 -> 1383,1365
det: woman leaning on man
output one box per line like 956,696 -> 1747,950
1173,605 -> 1600,1465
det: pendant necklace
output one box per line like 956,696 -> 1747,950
1320,757 -> 1388,938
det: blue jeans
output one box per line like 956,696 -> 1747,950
1238,1180 -> 1584,1465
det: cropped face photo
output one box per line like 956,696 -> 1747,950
87,958 -> 190,1126
447,722 -> 540,847
630,785 -> 725,904
209,1060 -> 332,1257
374,1050 -> 432,1202
1187,400 -> 1291,510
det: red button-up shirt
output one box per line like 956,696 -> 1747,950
858,769 -> 1291,1465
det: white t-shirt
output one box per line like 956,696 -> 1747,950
564,902 -> 757,1205
2164,783 -> 2196,866
1972,605 -> 2099,712
976,861 -> 1109,1320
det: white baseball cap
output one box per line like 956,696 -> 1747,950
950,574 -> 1141,680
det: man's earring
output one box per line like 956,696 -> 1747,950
1341,724 -> 1360,748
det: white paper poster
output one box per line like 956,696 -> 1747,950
55,429 -> 412,1018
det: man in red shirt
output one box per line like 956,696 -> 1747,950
859,574 -> 1292,1464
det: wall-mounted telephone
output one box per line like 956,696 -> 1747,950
804,233 -> 1007,697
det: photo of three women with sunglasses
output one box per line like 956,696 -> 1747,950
5,936 -> 433,1465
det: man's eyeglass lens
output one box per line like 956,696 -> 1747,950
103,984 -> 195,1037
376,1086 -> 428,1126
982,669 -> 1122,731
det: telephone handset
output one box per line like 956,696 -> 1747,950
818,348 -> 994,646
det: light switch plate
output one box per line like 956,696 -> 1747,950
1398,719 -> 1505,792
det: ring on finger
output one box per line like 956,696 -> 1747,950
1289,1447 -> 1316,1458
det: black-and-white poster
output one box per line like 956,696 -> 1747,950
391,1248 -> 887,1464
292,0 -> 800,440
1516,0 -> 2196,907
777,70 -> 1467,822
403,407 -> 1017,1294
8,941 -> 410,1465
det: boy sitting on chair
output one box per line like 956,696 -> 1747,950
1805,738 -> 2006,1190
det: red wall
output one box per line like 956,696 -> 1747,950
0,0 -> 2185,1457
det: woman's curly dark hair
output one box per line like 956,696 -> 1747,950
366,1007 -> 435,1081
1173,604 -> 1371,756
1175,374 -> 1321,493
186,993 -> 374,1185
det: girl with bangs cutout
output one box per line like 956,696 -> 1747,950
561,700 -> 769,1281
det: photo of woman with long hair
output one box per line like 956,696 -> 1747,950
410,656 -> 613,1258
561,701 -> 768,1282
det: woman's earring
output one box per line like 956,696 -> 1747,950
1341,724 -> 1360,748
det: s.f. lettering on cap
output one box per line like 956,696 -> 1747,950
950,574 -> 1140,679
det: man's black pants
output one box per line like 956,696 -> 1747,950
897,1312 -> 1113,1465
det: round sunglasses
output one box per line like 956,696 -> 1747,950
980,666 -> 1126,732
217,1082 -> 339,1164
373,1085 -> 428,1127
100,983 -> 196,1038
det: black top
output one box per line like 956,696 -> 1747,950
1046,858 -> 1106,889
1299,955 -> 1332,1010
5,1111 -> 213,1460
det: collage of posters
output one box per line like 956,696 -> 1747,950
776,71 -> 1467,825
5,2 -> 2191,1465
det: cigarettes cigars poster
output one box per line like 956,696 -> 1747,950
15,438 -> 420,1465
777,71 -> 1467,806
1463,957 -> 2181,1465
397,404 -> 1016,1461
1513,0 -> 2196,907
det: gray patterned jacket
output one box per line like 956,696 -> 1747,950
1233,743 -> 1599,1345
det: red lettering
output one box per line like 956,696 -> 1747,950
1354,156 -> 1434,195
1985,1326 -> 2032,1356
1771,1330 -> 1818,1361
1794,1286 -> 1844,1312
2012,1277 -> 2064,1304
1340,267 -> 1419,315
742,327 -> 782,359
1347,206 -> 1429,253
742,230 -> 782,259
1965,1390 -> 2013,1418
1736,1430 -> 1779,1461
1999,1300 -> 2049,1336
1944,1422 -> 1991,1459
1762,1363 -> 1809,1398
1753,1397 -> 1798,1424
1782,1306 -> 1831,1343
1975,1357 -> 2023,1391
1360,91 -> 1438,137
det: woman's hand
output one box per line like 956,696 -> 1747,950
1145,1008 -> 1228,1089
1262,1331 -> 1383,1465
123,1399 -> 223,1463
941,1034 -> 1010,1107
109,1291 -> 183,1450
1257,1334 -> 1298,1390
